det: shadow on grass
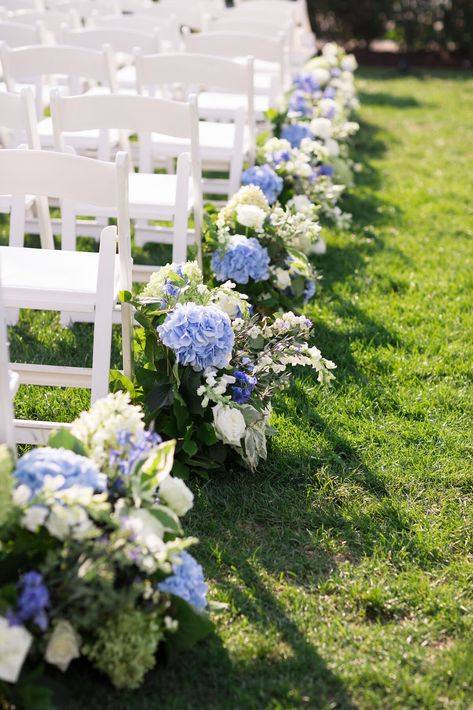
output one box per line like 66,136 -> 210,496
358,90 -> 423,108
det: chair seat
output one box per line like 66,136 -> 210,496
0,246 -> 120,310
152,121 -> 250,160
72,173 -> 193,221
198,91 -> 270,121
38,117 -> 121,151
129,172 -> 193,216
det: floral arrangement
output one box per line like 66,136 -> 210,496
204,186 -> 323,312
0,393 -> 212,706
241,42 -> 360,229
118,262 -> 336,475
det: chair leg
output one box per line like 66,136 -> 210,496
90,226 -> 117,403
172,152 -> 191,263
8,196 -> 26,248
61,199 -> 77,251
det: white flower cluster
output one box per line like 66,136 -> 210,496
71,391 -> 145,469
270,205 -> 322,255
217,184 -> 270,229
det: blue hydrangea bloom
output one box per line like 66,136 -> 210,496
281,122 -> 313,149
14,447 -> 107,497
9,571 -> 50,630
319,164 -> 334,177
323,86 -> 337,100
158,303 -> 234,371
293,72 -> 320,94
241,164 -> 283,204
288,90 -> 312,117
109,430 -> 162,476
211,235 -> 270,285
158,552 -> 208,611
303,279 -> 316,302
231,370 -> 257,404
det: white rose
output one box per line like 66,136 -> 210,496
272,267 -> 292,290
212,405 -> 246,447
158,475 -> 194,517
45,620 -> 81,672
0,616 -> 32,683
310,117 -> 333,141
236,204 -> 266,231
22,505 -> 48,532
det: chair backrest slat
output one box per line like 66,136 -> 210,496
0,88 -> 40,149
0,19 -> 44,46
184,30 -> 285,65
62,26 -> 161,55
0,149 -> 120,208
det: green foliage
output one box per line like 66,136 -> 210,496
83,609 -> 164,689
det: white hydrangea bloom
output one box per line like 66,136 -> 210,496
71,392 -> 145,469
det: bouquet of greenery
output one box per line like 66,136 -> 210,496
204,185 -> 323,313
0,393 -> 212,707
118,263 -> 336,476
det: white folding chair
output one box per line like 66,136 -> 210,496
0,148 -> 133,444
0,43 -> 118,151
0,88 -> 52,252
183,30 -> 287,101
49,0 -> 119,22
0,261 -> 17,452
61,26 -> 161,90
7,8 -> 80,41
0,0 -> 44,10
91,12 -> 180,51
136,51 -> 254,199
0,19 -> 46,48
51,91 -> 202,276
132,0 -> 208,32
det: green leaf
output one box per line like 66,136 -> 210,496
147,382 -> 174,413
166,595 -> 214,654
171,459 -> 189,479
197,422 -> 218,446
148,505 -> 182,535
109,369 -> 135,396
47,429 -> 87,456
182,438 -> 199,457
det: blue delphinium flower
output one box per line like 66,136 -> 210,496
211,235 -> 270,285
109,430 -> 162,477
14,448 -> 107,497
158,552 -> 208,611
9,571 -> 50,630
303,280 -> 316,303
293,72 -> 320,94
231,370 -> 257,404
158,303 -> 234,371
241,164 -> 283,204
319,164 -> 334,177
288,90 -> 312,117
281,122 -> 313,149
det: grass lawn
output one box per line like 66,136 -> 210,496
4,67 -> 473,708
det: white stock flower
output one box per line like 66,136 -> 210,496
158,475 -> 194,517
310,117 -> 333,141
236,204 -> 266,231
45,620 -> 81,672
212,405 -> 246,447
0,616 -> 32,683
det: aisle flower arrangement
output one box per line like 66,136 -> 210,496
0,394 -> 212,704
119,263 -> 336,475
242,43 -> 360,228
204,186 -> 324,312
